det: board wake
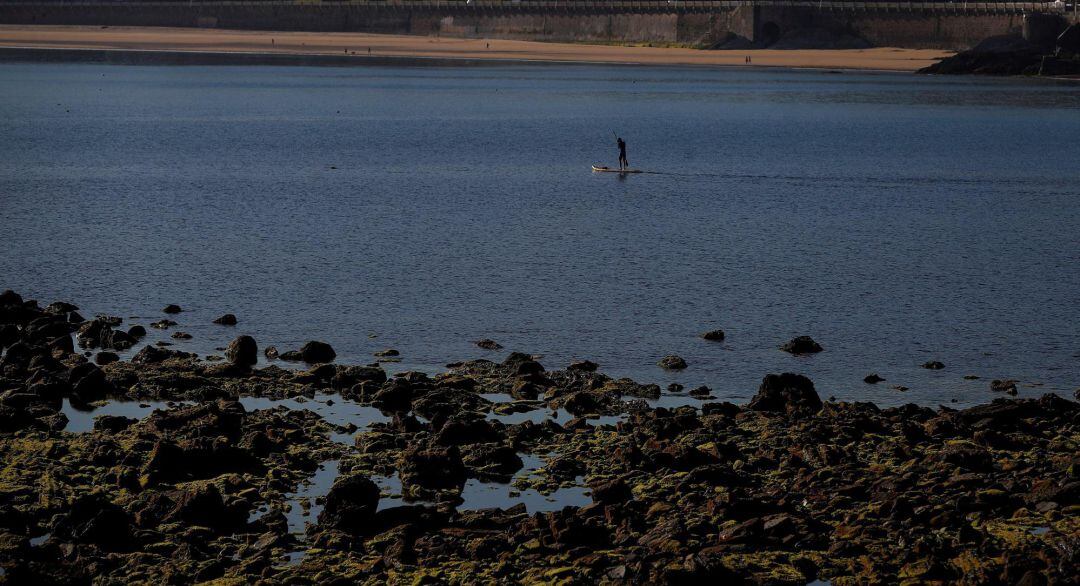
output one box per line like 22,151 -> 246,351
592,165 -> 642,174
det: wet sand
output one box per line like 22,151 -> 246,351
0,25 -> 952,71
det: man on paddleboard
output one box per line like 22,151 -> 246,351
616,136 -> 628,170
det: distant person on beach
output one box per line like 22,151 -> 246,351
617,136 -> 628,170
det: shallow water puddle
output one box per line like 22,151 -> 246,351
1030,526 -> 1050,536
487,402 -> 623,427
459,452 -> 591,512
283,459 -> 341,537
459,478 -> 591,512
29,533 -> 49,547
238,394 -> 389,444
61,398 -> 190,433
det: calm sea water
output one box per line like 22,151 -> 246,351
2,62 -> 1078,408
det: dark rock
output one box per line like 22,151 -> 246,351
162,304 -> 182,314
371,378 -> 414,412
864,373 -> 885,384
658,355 -> 687,370
170,331 -> 192,340
374,348 -> 400,357
150,319 -> 176,329
127,325 -> 146,338
69,363 -> 111,402
434,417 -> 505,446
44,301 -> 79,317
94,414 -> 136,433
317,474 -> 381,534
938,443 -> 994,472
922,361 -> 946,370
264,345 -> 279,360
462,443 -> 523,477
225,335 -> 258,366
780,336 -> 822,354
590,477 -> 632,504
95,351 -> 119,366
0,289 -> 24,306
279,350 -> 303,361
399,446 -> 466,489
132,345 -> 193,364
475,338 -> 503,350
990,379 -> 1019,395
212,313 -> 237,325
567,360 -> 599,372
165,483 -> 247,531
689,386 -> 711,397
701,329 -> 725,341
747,373 -> 822,415
52,493 -> 133,551
300,340 -> 336,363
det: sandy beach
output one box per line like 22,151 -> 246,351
0,25 -> 952,71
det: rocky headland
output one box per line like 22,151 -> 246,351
920,24 -> 1080,77
0,290 -> 1077,584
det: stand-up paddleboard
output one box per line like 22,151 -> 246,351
592,165 -> 642,174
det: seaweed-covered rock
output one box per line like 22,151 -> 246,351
658,355 -> 688,370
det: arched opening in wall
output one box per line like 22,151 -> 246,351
760,22 -> 781,47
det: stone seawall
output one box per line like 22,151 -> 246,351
0,3 -> 1054,50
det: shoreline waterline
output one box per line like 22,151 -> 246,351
0,24 -> 952,72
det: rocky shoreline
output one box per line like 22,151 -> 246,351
1,290 -> 1077,584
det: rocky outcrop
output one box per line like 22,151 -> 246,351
747,373 -> 822,415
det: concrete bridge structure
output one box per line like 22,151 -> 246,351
1,1 -> 1076,49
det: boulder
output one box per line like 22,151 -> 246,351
780,336 -> 822,354
461,443 -> 523,477
132,345 -> 193,364
225,335 -> 258,366
127,325 -> 146,338
212,313 -> 237,325
162,304 -> 182,314
747,373 -> 822,415
165,483 -> 247,531
701,329 -> 726,341
434,417 -> 505,446
922,361 -> 946,370
658,355 -> 688,370
95,351 -> 119,366
317,474 -> 381,534
590,477 -> 633,504
864,373 -> 885,384
475,338 -> 503,350
567,360 -> 599,372
51,493 -> 133,551
399,446 -> 466,489
300,340 -> 336,363
374,348 -> 400,357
